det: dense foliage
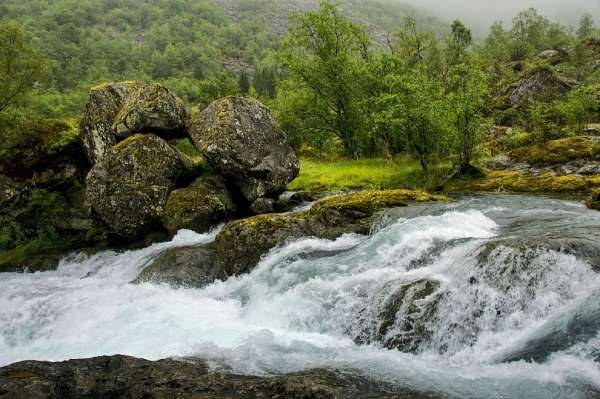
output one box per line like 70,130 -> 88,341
0,0 -> 599,170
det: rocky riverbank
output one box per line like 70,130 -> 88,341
0,355 -> 440,399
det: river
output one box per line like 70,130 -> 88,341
1,194 -> 599,398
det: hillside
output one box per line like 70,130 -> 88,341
0,0 -> 445,117
211,0 -> 447,41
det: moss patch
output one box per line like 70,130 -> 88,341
509,136 -> 600,165
447,170 -> 600,195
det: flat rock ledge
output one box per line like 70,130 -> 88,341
0,355 -> 442,399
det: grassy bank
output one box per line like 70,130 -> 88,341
288,156 -> 453,193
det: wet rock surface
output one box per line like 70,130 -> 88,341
354,279 -> 441,352
215,190 -> 444,276
134,243 -> 226,288
188,96 -> 299,203
0,355 -> 440,399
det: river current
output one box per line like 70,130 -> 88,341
1,194 -> 600,398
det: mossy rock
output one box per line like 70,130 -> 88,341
161,175 -> 238,236
80,81 -> 143,164
86,134 -> 184,238
0,118 -> 84,179
113,83 -> 188,140
188,96 -> 300,203
509,136 -> 600,166
447,168 -> 600,195
215,189 -> 445,276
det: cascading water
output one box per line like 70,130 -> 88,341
1,194 -> 600,398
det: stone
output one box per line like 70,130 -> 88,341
161,175 -> 237,236
112,83 -> 188,139
133,243 -> 226,287
188,96 -> 299,203
80,81 -> 143,164
509,67 -> 576,108
577,162 -> 600,175
214,190 -> 445,276
486,155 -> 514,170
250,197 -> 275,214
353,279 -> 441,353
86,134 -> 184,238
0,355 -> 440,399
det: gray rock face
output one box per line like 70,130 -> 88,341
0,355 -> 440,399
161,175 -> 238,236
188,96 -> 299,203
537,49 -> 560,59
80,81 -> 143,164
486,155 -> 514,170
113,84 -> 188,139
80,82 -> 188,164
134,243 -> 226,287
86,134 -> 184,238
509,68 -> 575,108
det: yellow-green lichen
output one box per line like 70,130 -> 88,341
509,136 -> 600,165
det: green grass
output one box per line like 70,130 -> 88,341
288,156 -> 453,193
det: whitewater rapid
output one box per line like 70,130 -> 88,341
1,194 -> 600,398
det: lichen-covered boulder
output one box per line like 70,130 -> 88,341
133,243 -> 226,287
509,67 -> 575,108
86,134 -> 184,238
188,97 -> 299,203
215,189 -> 445,276
113,84 -> 188,139
80,81 -> 143,164
161,175 -> 237,236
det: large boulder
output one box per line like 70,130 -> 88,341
188,97 -> 299,203
113,84 -> 188,139
80,81 -> 143,164
161,175 -> 238,236
86,134 -> 184,238
215,190 -> 445,276
133,243 -> 226,288
80,82 -> 188,164
509,67 -> 576,108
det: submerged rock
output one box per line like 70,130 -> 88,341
0,355 -> 439,399
354,279 -> 441,353
215,189 -> 444,276
113,83 -> 188,139
134,243 -> 226,288
80,81 -> 143,164
497,289 -> 600,363
188,96 -> 299,203
161,175 -> 237,236
86,134 -> 184,238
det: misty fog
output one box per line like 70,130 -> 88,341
399,0 -> 600,31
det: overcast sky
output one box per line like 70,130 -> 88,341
401,0 -> 600,31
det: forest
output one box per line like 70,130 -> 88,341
1,0 -> 599,164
